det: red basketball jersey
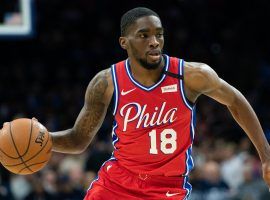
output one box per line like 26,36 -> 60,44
111,55 -> 195,177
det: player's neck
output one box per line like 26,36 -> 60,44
128,57 -> 165,87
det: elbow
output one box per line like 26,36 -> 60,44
52,142 -> 88,154
74,143 -> 89,154
70,139 -> 90,154
66,143 -> 84,154
62,129 -> 91,154
51,128 -> 92,154
227,88 -> 243,108
64,144 -> 88,154
70,148 -> 86,155
227,90 -> 247,116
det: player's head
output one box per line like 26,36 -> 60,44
119,7 -> 164,70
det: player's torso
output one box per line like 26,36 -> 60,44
111,55 -> 195,176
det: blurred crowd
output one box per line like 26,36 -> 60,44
1,0 -> 270,199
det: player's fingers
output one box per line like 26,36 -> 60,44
1,122 -> 9,132
32,117 -> 38,122
3,122 -> 9,127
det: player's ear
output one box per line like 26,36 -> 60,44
119,37 -> 128,50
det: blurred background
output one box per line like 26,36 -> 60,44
0,0 -> 270,199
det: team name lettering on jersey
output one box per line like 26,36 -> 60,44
120,102 -> 178,131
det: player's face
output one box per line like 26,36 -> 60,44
120,16 -> 164,70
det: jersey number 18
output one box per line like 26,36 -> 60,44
149,129 -> 177,154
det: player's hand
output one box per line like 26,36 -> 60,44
1,122 -> 9,130
32,117 -> 38,122
262,161 -> 270,188
2,122 -> 9,126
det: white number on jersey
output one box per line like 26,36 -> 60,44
148,129 -> 177,154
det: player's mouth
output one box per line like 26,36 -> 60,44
147,50 -> 161,61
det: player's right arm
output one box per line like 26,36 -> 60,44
50,68 -> 113,154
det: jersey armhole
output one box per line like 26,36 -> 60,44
178,59 -> 195,110
111,64 -> 119,115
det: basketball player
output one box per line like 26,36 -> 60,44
49,7 -> 270,199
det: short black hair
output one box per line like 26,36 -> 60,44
120,7 -> 160,36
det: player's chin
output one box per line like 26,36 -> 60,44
145,60 -> 162,70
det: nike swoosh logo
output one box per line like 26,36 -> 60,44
166,191 -> 181,197
121,88 -> 136,96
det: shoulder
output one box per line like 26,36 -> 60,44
184,61 -> 221,94
184,61 -> 216,77
94,68 -> 113,84
85,68 -> 113,106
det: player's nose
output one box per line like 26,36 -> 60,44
149,36 -> 159,48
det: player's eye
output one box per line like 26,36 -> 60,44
139,33 -> 147,38
156,33 -> 164,38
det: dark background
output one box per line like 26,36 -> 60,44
0,0 -> 270,199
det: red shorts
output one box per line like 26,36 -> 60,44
84,160 -> 190,200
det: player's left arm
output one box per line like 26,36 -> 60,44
185,62 -> 270,187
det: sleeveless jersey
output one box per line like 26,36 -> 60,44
110,55 -> 195,177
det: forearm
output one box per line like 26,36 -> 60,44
50,108 -> 105,154
228,91 -> 270,162
50,128 -> 87,154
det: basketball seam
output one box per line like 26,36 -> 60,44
3,131 -> 51,167
0,123 -> 25,159
18,160 -> 48,174
9,121 -> 33,173
0,148 -> 21,159
20,119 -> 33,157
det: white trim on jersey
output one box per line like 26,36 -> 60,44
179,59 -> 193,110
125,55 -> 170,91
112,121 -> 119,148
111,64 -> 119,115
183,107 -> 196,199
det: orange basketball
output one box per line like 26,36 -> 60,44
0,118 -> 52,175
